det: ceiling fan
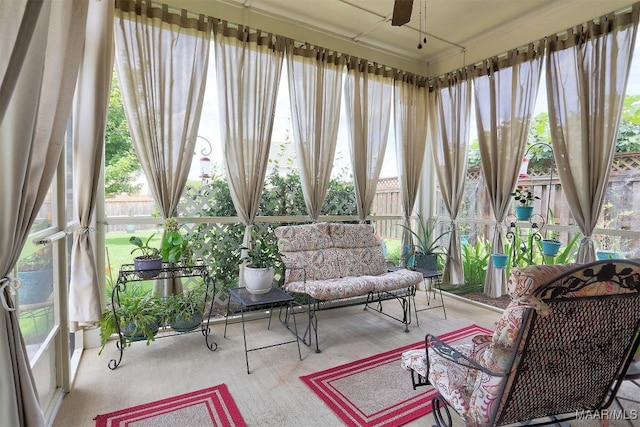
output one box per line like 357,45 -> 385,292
391,0 -> 414,26
392,0 -> 428,49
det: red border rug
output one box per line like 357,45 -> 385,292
301,324 -> 491,427
94,384 -> 246,427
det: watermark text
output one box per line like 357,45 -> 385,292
576,409 -> 638,421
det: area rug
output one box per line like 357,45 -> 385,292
301,324 -> 491,427
94,384 -> 246,427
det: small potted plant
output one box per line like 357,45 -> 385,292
511,186 -> 539,220
164,283 -> 205,333
129,234 -> 162,279
240,237 -> 281,294
399,214 -> 450,271
98,285 -> 162,354
541,231 -> 562,257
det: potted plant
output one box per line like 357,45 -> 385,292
164,283 -> 205,333
161,217 -> 195,264
17,245 -> 54,305
129,234 -> 162,279
98,286 -> 162,354
511,186 -> 539,220
240,237 -> 280,294
399,214 -> 450,271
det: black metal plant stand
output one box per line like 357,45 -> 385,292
505,212 -> 546,266
107,261 -> 217,370
504,142 -> 557,267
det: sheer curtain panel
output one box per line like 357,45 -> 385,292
114,0 -> 211,295
69,0 -> 114,332
546,5 -> 639,263
213,21 -> 285,284
286,43 -> 344,220
345,58 -> 393,222
394,75 -> 428,253
473,45 -> 543,297
428,71 -> 472,285
0,1 -> 88,425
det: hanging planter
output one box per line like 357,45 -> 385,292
596,250 -> 621,260
541,239 -> 562,257
491,254 -> 509,269
514,206 -> 534,221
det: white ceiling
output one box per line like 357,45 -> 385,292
175,0 -> 636,76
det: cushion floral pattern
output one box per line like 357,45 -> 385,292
275,222 -> 421,300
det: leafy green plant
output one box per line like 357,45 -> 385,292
99,285 -> 162,354
129,234 -> 160,258
163,284 -> 205,325
241,238 -> 280,269
161,217 -> 195,263
511,186 -> 540,207
399,214 -> 450,255
461,238 -> 491,286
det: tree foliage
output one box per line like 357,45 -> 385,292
467,94 -> 640,170
105,73 -> 142,196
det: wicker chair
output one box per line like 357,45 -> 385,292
403,260 -> 640,426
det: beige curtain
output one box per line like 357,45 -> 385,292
69,0 -> 114,332
546,5 -> 639,263
473,45 -> 543,297
213,21 -> 285,282
0,1 -> 88,425
394,75 -> 428,251
345,58 -> 393,222
114,0 -> 211,294
286,43 -> 344,220
428,70 -> 472,284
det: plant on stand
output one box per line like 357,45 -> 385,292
240,237 -> 281,295
541,210 -> 562,259
129,234 -> 162,279
399,214 -> 450,271
163,283 -> 205,333
511,186 -> 539,221
161,217 -> 195,265
98,285 -> 163,354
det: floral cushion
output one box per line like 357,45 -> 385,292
336,247 -> 387,277
275,222 -> 421,300
276,223 -> 333,252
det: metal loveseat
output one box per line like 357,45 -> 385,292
275,222 -> 423,352
401,260 -> 640,426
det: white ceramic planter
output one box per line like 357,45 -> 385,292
244,267 -> 274,294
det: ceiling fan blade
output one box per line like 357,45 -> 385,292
391,0 -> 414,26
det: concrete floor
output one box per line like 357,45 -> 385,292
51,292 -> 639,427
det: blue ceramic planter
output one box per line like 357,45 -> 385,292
541,239 -> 562,257
515,206 -> 534,221
596,250 -> 622,260
491,254 -> 509,269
